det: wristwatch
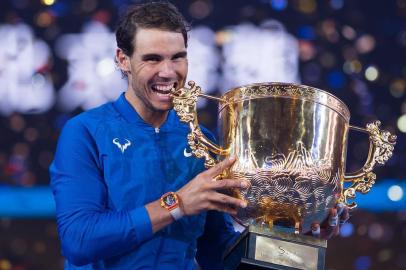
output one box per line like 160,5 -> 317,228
160,191 -> 184,221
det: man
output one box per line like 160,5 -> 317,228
50,2 -> 347,269
50,2 -> 247,269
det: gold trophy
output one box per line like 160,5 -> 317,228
171,82 -> 396,270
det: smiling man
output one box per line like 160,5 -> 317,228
118,27 -> 188,126
50,2 -> 248,270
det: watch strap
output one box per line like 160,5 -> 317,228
170,206 -> 184,221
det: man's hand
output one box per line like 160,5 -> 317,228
177,156 -> 249,216
310,202 -> 350,239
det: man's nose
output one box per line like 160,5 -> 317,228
158,60 -> 176,78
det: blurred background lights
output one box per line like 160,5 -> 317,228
327,70 -> 345,89
188,0 -> 212,19
398,30 -> 406,47
0,260 -> 11,270
35,11 -> 54,28
368,223 -> 384,240
96,58 -> 115,77
388,185 -> 404,201
220,21 -> 300,91
0,23 -> 55,116
365,66 -> 379,81
320,19 -> 339,43
355,34 -> 376,54
339,222 -> 354,237
270,0 -> 288,11
389,79 -> 405,98
343,60 -> 362,74
297,0 -> 317,14
297,25 -> 315,40
330,0 -> 344,10
41,0 -> 55,6
397,114 -> 406,132
214,30 -> 232,45
342,46 -> 358,60
377,249 -> 393,262
298,40 -> 316,61
354,256 -> 371,270
186,26 -> 220,108
342,25 -> 356,40
319,52 -> 336,68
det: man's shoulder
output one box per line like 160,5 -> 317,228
63,102 -> 118,135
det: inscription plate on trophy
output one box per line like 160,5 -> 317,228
255,235 -> 319,270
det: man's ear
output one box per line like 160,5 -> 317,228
115,48 -> 131,74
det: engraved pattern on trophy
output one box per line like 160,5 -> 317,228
231,142 -> 341,233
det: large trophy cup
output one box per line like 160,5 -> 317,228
171,82 -> 396,270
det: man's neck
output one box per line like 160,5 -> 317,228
124,91 -> 169,128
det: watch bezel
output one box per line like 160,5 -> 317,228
160,192 -> 179,211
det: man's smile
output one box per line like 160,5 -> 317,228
151,82 -> 177,98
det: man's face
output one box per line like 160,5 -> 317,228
126,28 -> 188,114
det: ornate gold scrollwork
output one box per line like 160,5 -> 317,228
343,121 -> 397,208
171,81 -> 227,168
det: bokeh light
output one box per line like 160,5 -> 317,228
356,34 -> 376,54
389,79 -> 405,98
270,0 -> 288,11
397,114 -> 406,132
365,66 -> 379,81
354,256 -> 371,270
339,222 -> 354,237
41,0 -> 55,6
388,185 -> 404,201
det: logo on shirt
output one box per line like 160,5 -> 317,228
183,147 -> 193,158
113,138 -> 131,153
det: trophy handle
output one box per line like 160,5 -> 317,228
171,81 -> 230,168
342,121 -> 396,209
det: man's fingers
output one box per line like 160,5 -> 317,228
209,178 -> 249,190
208,202 -> 238,216
322,208 -> 339,239
205,156 -> 236,178
337,203 -> 350,225
209,192 -> 247,208
311,223 -> 321,237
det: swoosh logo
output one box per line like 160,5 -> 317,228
183,148 -> 192,158
113,138 -> 131,153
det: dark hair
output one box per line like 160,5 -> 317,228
115,1 -> 190,57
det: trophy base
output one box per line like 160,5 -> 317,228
223,225 -> 327,270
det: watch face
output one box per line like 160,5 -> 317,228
163,194 -> 177,207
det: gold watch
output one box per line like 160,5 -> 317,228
160,192 -> 184,220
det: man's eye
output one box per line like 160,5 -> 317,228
143,56 -> 161,62
146,58 -> 160,62
173,55 -> 186,61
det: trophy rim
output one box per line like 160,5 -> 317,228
219,82 -> 351,122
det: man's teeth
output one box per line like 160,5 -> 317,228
153,84 -> 174,93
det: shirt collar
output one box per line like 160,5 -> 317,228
113,92 -> 179,130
